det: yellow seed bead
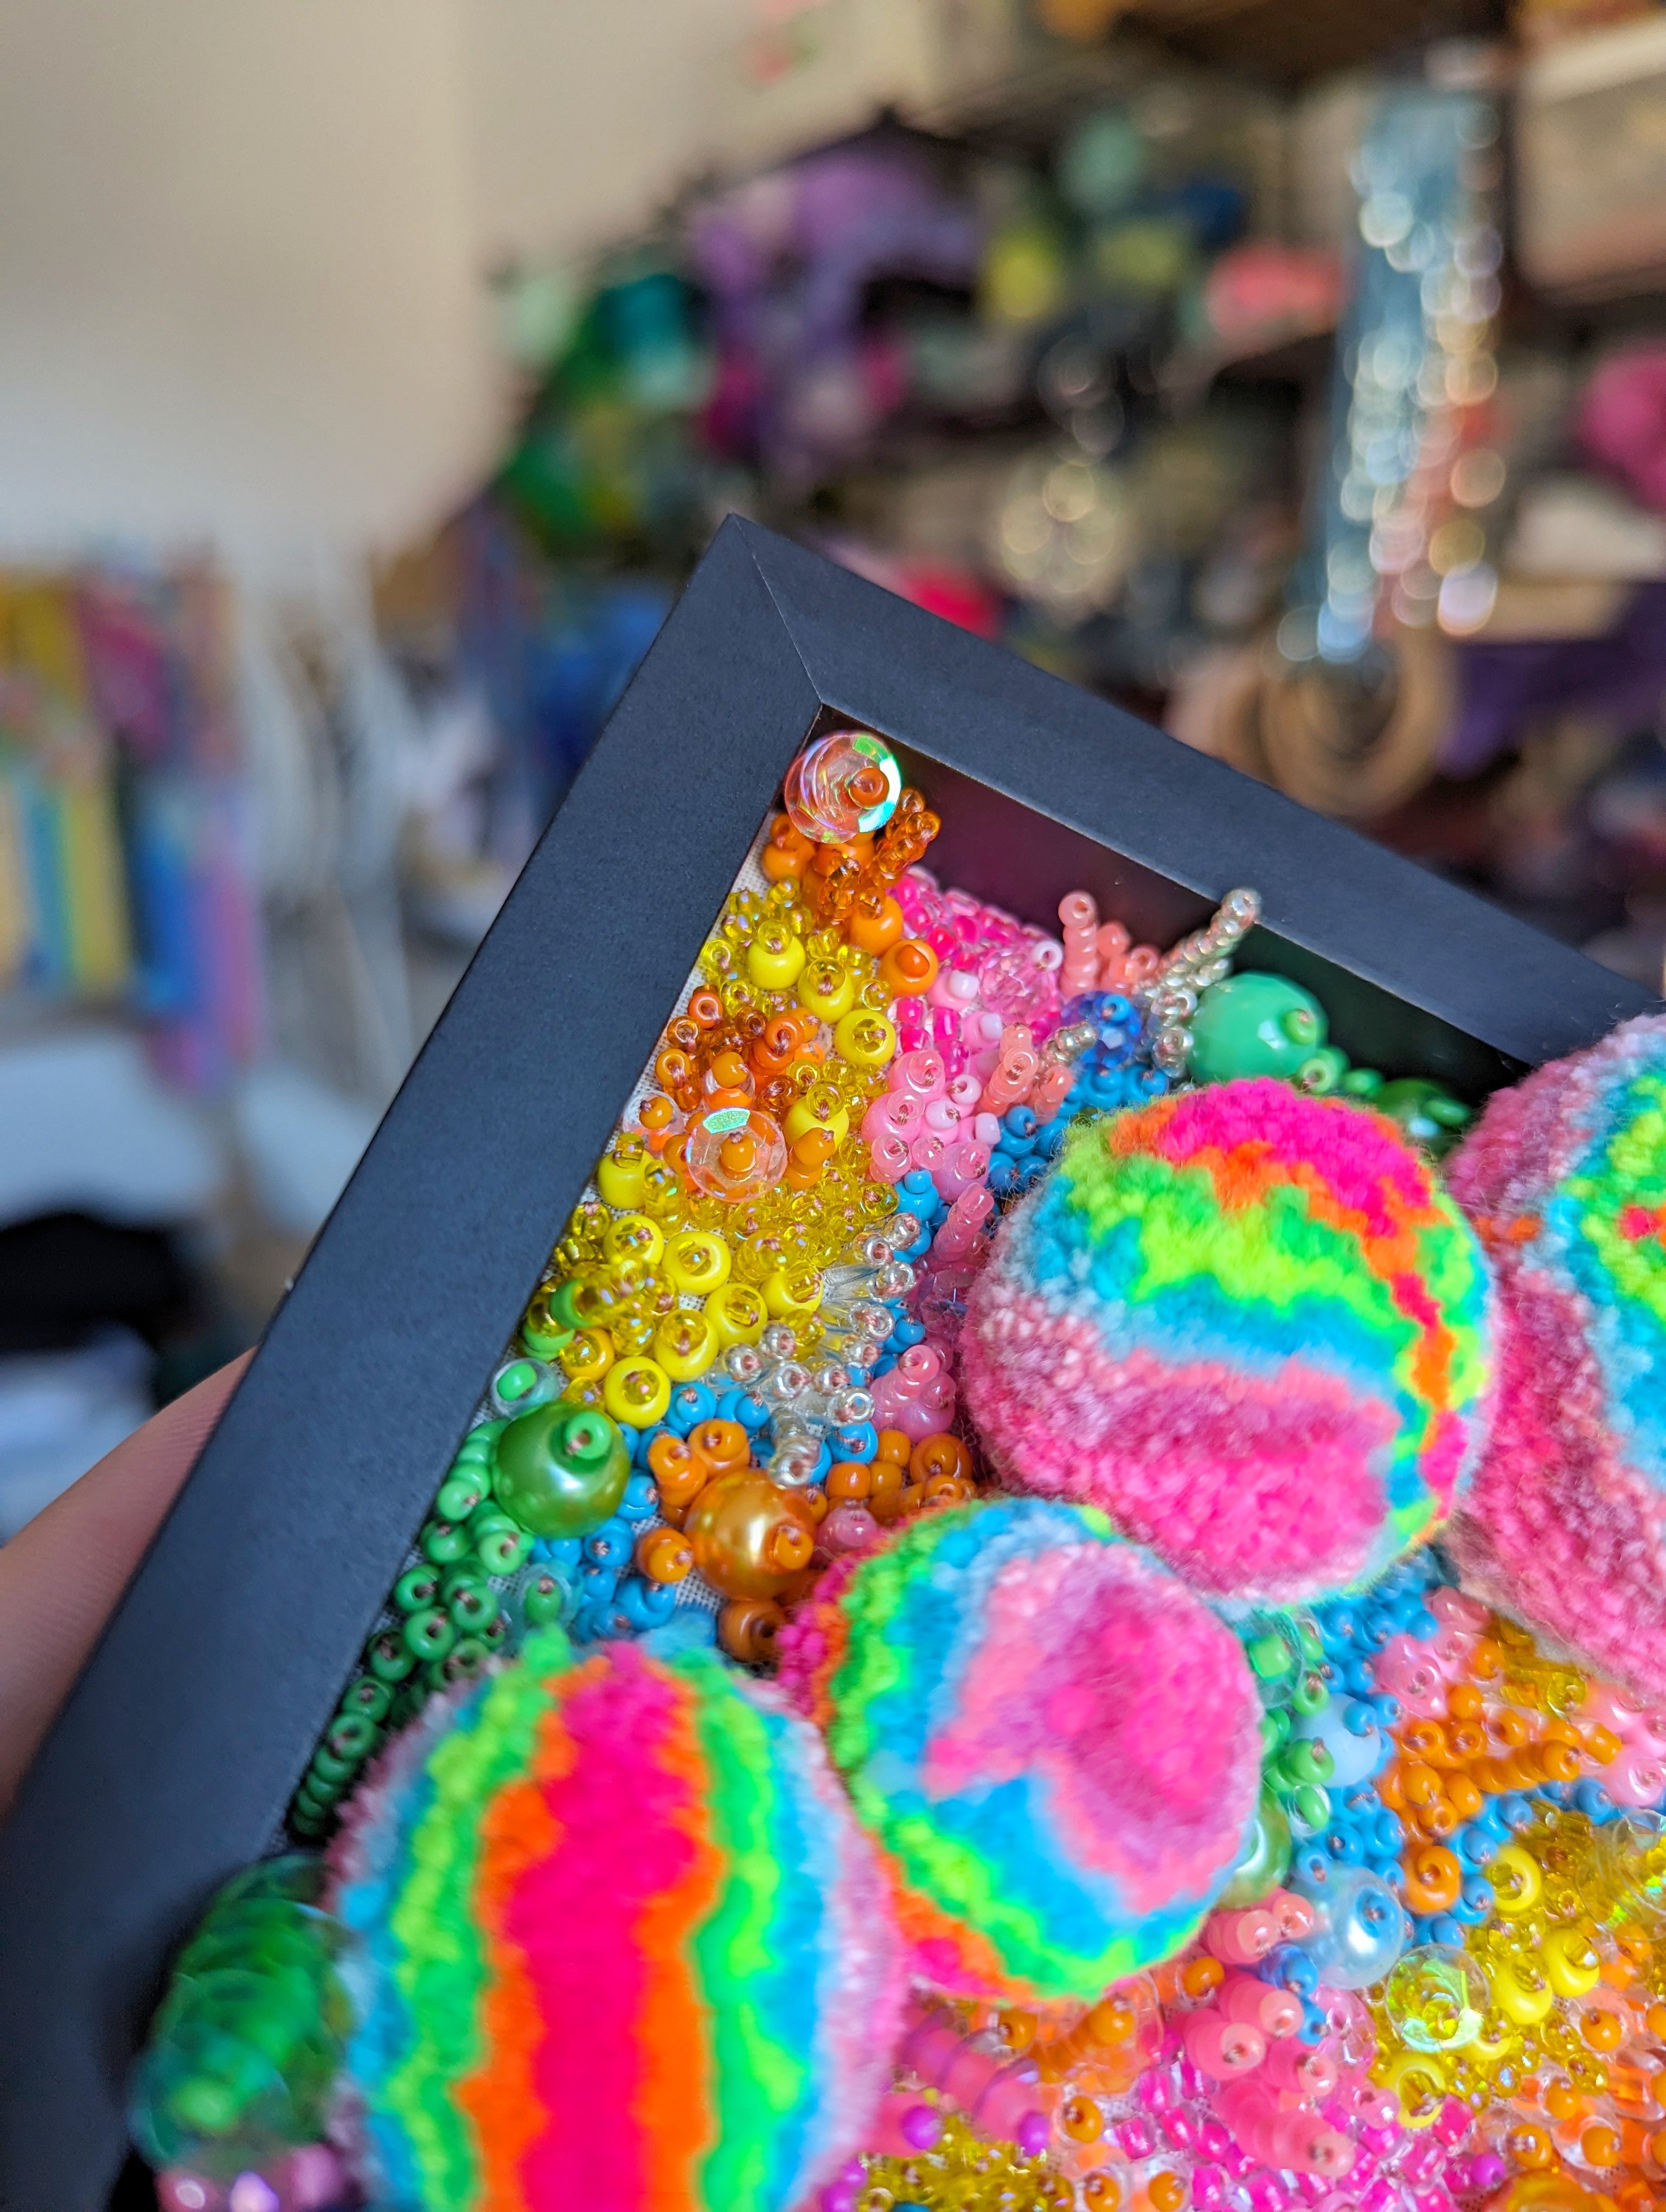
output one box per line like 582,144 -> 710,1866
602,1355 -> 671,1429
559,1328 -> 614,1387
797,957 -> 856,1023
1489,1843 -> 1544,1917
706,1282 -> 768,1347
1544,1926 -> 1603,2000
762,1266 -> 824,1321
746,923 -> 807,992
784,1082 -> 850,1147
603,1212 -> 664,1268
596,1140 -> 646,1209
664,1230 -> 732,1296
832,1007 -> 897,1069
653,1311 -> 720,1382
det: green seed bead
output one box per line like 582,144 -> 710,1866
393,1566 -> 440,1615
522,1572 -> 567,1628
448,1582 -> 493,1631
338,1676 -> 392,1724
366,1631 -> 417,1683
309,1744 -> 358,1786
1246,1630 -> 1293,1681
440,1561 -> 486,1600
476,1525 -> 532,1576
435,1474 -> 485,1521
402,1608 -> 456,1662
492,1404 -> 630,1540
480,1612 -> 508,1649
420,1519 -> 470,1566
441,1636 -> 491,1685
1291,1782 -> 1332,1830
296,1771 -> 344,1811
326,1713 -> 380,1763
1260,1705 -> 1291,1754
1291,1667 -> 1330,1716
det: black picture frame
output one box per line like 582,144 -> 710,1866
0,517 -> 1655,2211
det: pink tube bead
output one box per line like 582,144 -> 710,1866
948,1073 -> 984,1114
861,1092 -> 919,1145
1058,891 -> 1098,930
1222,1971 -> 1303,2041
922,1097 -> 963,1137
1263,2039 -> 1340,2098
935,1141 -> 991,1202
928,967 -> 979,1013
888,1047 -> 946,1099
1269,1889 -> 1317,1943
909,1131 -> 947,1175
971,1111 -> 1002,1149
1030,1063 -> 1074,1124
866,2092 -> 945,2157
1203,1906 -> 1278,1965
1183,2010 -> 1267,2079
867,1135 -> 910,1184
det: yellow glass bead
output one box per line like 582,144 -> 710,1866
610,1313 -> 656,1355
797,957 -> 856,1023
603,1213 -> 664,1268
638,1160 -> 688,1221
746,923 -> 806,992
763,1266 -> 824,1321
653,1311 -> 720,1382
1545,1926 -> 1603,2000
664,1231 -> 731,1296
784,1082 -> 850,1147
706,1282 -> 768,1347
1490,1844 -> 1545,1917
1376,2050 -> 1447,2128
603,1356 -> 671,1429
1495,1956 -> 1556,2027
596,1137 -> 647,1209
832,1008 -> 897,1069
560,1328 -> 614,1387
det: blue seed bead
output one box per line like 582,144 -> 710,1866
1574,1779 -> 1617,1823
1260,1943 -> 1319,1996
1374,1694 -> 1402,1727
890,1317 -> 927,1352
986,1155 -> 1019,1198
616,1574 -> 678,1631
619,1474 -> 658,1523
1003,1104 -> 1039,1144
579,1561 -> 621,1604
666,1384 -> 717,1437
584,1516 -> 633,1569
1373,1811 -> 1406,1854
1429,1913 -> 1466,1947
833,1420 -> 878,1462
1325,1827 -> 1364,1865
1342,1700 -> 1380,1737
1292,1844 -> 1330,1888
1456,1825 -> 1497,1868
1298,1999 -> 1328,2046
530,1535 -> 583,1572
717,1388 -> 772,1433
1496,1793 -> 1534,1832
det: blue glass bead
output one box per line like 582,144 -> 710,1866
1342,1700 -> 1379,1738
1429,1914 -> 1466,1947
1373,1811 -> 1406,1854
617,1574 -> 678,1630
986,1155 -> 1019,1198
579,1561 -> 621,1604
1456,1824 -> 1497,1868
716,1388 -> 772,1432
1298,1999 -> 1328,2045
584,1516 -> 633,1568
833,1420 -> 878,1462
1373,1694 -> 1402,1727
1261,1943 -> 1319,1996
1003,1104 -> 1038,1143
1293,1845 -> 1331,1888
667,1384 -> 717,1437
1327,1826 -> 1364,1864
1496,1793 -> 1534,1831
1573,1779 -> 1617,1822
890,1317 -> 927,1351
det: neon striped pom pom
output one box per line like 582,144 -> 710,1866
777,1497 -> 1263,2007
1447,1013 -> 1666,1702
326,1629 -> 905,2212
959,1080 -> 1494,1604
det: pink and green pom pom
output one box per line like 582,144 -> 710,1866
778,1496 -> 1264,2008
960,1080 -> 1494,1604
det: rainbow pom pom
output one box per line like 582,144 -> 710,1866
778,1497 -> 1263,2007
959,1080 -> 1493,1604
328,1629 -> 904,2212
1447,1013 -> 1666,1702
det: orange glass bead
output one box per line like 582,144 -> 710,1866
1182,1954 -> 1225,1999
1420,1798 -> 1460,1841
826,1460 -> 874,1501
1584,1725 -> 1623,1766
1062,2095 -> 1105,2144
847,893 -> 905,955
879,937 -> 939,997
875,1429 -> 912,1466
1377,1760 -> 1408,1811
922,1474 -> 976,1509
1148,2171 -> 1187,2212
1507,2123 -> 1554,2170
1401,1762 -> 1445,1807
1541,1740 -> 1582,1784
1446,1772 -> 1483,1822
1545,2084 -> 1583,2123
761,813 -> 813,880
911,1432 -> 971,1484
998,2009 -> 1038,2054
1583,2008 -> 1625,2054
685,1471 -> 818,1599
1491,1708 -> 1533,1750
1581,2126 -> 1622,2169
1404,1843 -> 1464,1915
636,1527 -> 694,1584
1648,2126 -> 1666,2166
1646,2003 -> 1666,2041
688,1419 -> 749,1474
1448,1681 -> 1485,1721
717,1597 -> 785,1664
1084,2177 -> 1122,2208
1470,1636 -> 1504,1679
1087,1996 -> 1138,2046
869,1460 -> 906,1522
1446,1720 -> 1486,1763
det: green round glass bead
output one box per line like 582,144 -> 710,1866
435,1474 -> 485,1521
1189,972 -> 1331,1088
338,1676 -> 392,1725
491,1404 -> 630,1540
309,1744 -> 360,1787
366,1631 -> 417,1683
448,1581 -> 493,1632
393,1566 -> 440,1615
521,1572 -> 567,1628
441,1636 -> 491,1685
476,1525 -> 532,1576
401,1608 -> 456,1662
420,1519 -> 470,1566
326,1713 -> 380,1763
1291,1781 -> 1332,1831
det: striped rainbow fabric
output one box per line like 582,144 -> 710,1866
329,1629 -> 903,2212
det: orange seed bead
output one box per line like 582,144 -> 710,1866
1062,2095 -> 1105,2144
1582,2125 -> 1622,2168
636,1527 -> 694,1584
1149,2171 -> 1187,2212
825,1459 -> 873,1501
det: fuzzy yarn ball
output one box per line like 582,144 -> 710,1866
1446,1013 -> 1666,1702
959,1080 -> 1493,1604
327,1629 -> 904,2212
776,1496 -> 1263,2007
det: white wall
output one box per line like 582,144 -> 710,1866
0,0 -> 503,571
